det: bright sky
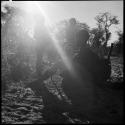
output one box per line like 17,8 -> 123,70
3,1 -> 123,45
39,1 -> 123,28
38,1 -> 123,45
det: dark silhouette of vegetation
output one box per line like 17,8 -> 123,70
95,12 -> 119,55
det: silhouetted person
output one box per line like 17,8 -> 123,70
75,29 -> 111,83
65,18 -> 79,52
62,29 -> 99,116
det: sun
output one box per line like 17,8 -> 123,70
22,1 -> 52,27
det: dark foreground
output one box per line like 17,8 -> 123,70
2,56 -> 123,124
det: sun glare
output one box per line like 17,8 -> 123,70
33,1 -> 76,75
8,1 -> 76,76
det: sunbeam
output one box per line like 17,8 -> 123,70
27,1 -> 77,77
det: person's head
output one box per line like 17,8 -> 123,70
69,18 -> 76,26
77,29 -> 90,46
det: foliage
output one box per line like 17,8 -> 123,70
1,4 -> 35,83
95,12 -> 119,46
90,12 -> 119,56
95,12 -> 119,30
90,28 -> 104,45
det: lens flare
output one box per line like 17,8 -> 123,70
9,1 -> 77,77
33,2 -> 77,76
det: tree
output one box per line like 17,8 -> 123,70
90,28 -> 104,47
89,28 -> 105,57
1,3 -> 34,82
95,12 -> 119,50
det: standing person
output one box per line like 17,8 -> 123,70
62,29 -> 98,115
65,18 -> 79,57
76,29 -> 111,83
75,29 -> 102,82
66,18 -> 78,43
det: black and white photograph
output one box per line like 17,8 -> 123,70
1,0 -> 123,124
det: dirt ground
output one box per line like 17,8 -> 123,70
2,56 -> 123,124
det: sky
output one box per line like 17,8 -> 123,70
38,1 -> 123,45
39,1 -> 123,29
2,1 -> 123,45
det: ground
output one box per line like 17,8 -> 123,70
2,56 -> 123,124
